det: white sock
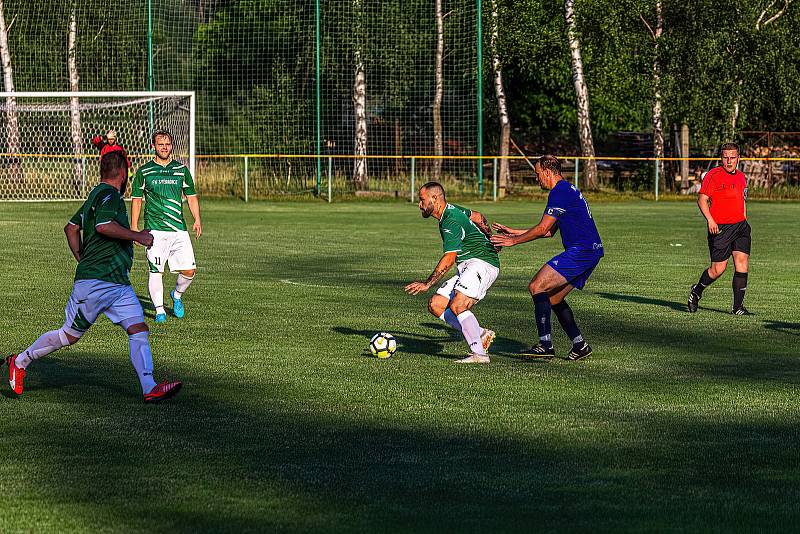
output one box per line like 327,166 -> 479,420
174,274 -> 194,300
438,309 -> 463,333
456,311 -> 486,355
17,329 -> 70,369
128,331 -> 157,394
149,272 -> 165,315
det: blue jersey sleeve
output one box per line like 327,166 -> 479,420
544,185 -> 569,219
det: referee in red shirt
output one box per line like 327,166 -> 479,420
688,143 -> 751,315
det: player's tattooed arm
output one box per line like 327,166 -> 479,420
404,252 -> 457,295
469,211 -> 493,238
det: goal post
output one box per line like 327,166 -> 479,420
0,91 -> 195,201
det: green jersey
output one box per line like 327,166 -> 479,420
68,183 -> 134,286
131,160 -> 197,232
439,203 -> 500,268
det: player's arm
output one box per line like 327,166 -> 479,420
130,198 -> 143,232
697,193 -> 719,235
469,210 -> 492,238
186,194 -> 202,238
129,168 -> 144,232
96,221 -> 153,247
491,222 -> 527,237
91,135 -> 106,149
64,222 -> 82,262
404,251 -> 457,295
490,214 -> 558,248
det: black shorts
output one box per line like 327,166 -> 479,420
708,220 -> 751,262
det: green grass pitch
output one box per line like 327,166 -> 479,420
1,199 -> 799,532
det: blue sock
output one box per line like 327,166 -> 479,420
552,300 -> 582,344
533,292 -> 553,348
439,309 -> 463,333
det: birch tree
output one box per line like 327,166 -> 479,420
352,0 -> 368,190
641,1 -> 664,191
0,0 -> 21,181
432,0 -> 444,182
68,6 -> 83,192
564,0 -> 597,190
490,0 -> 510,197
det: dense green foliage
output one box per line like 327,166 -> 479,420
2,199 -> 799,530
1,0 -> 798,154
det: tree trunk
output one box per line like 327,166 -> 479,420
0,0 -> 21,181
352,0 -> 368,190
432,0 -> 444,182
68,7 -> 83,195
564,0 -> 597,190
490,0 -> 510,198
651,1 -> 665,193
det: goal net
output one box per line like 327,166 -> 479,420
0,92 -> 195,201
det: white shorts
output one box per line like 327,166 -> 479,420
63,280 -> 145,337
436,258 -> 499,302
147,230 -> 196,273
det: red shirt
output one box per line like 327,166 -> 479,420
699,166 -> 747,224
91,136 -> 131,168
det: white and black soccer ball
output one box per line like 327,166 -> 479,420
369,332 -> 397,358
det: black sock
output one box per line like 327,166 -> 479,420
695,269 -> 716,296
533,292 -> 552,348
733,271 -> 748,309
552,300 -> 584,345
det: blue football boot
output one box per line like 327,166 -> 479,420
171,290 -> 185,319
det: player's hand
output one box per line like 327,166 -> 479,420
492,222 -> 514,235
404,281 -> 430,295
707,219 -> 720,235
131,226 -> 143,246
193,220 -> 202,239
136,229 -> 154,248
490,234 -> 516,248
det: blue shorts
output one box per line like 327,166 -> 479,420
547,247 -> 603,290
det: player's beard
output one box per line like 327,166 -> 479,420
421,203 -> 434,218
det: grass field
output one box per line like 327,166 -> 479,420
2,198 -> 800,532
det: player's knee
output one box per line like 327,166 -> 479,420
58,328 -> 80,346
709,264 -> 727,278
181,269 -> 195,278
126,322 -> 149,336
428,296 -> 446,317
528,279 -> 541,295
448,301 -> 468,316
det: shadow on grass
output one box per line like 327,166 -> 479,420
763,320 -> 800,336
6,357 -> 800,532
333,325 -> 448,358
596,291 -> 732,315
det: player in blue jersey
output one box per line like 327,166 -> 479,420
491,155 -> 602,360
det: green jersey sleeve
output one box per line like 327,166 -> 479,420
68,207 -> 83,227
451,203 -> 472,218
440,218 -> 464,253
95,190 -> 122,226
182,168 -> 197,196
130,168 -> 145,199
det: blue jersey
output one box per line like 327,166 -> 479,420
544,180 -> 603,254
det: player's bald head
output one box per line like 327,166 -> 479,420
420,181 -> 445,199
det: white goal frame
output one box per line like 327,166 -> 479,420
0,91 -> 195,201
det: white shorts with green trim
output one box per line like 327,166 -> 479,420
435,258 -> 499,302
146,230 -> 196,273
63,280 -> 145,337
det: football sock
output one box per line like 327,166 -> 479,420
694,269 -> 716,296
174,274 -> 194,300
438,309 -> 463,333
128,331 -> 157,394
733,271 -> 748,309
552,300 -> 582,342
17,329 -> 70,369
456,310 -> 486,355
533,292 -> 553,348
149,272 -> 165,315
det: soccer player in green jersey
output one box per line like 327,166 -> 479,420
404,182 -> 500,364
131,129 -> 202,323
6,152 -> 182,402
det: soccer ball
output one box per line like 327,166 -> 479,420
369,332 -> 397,358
